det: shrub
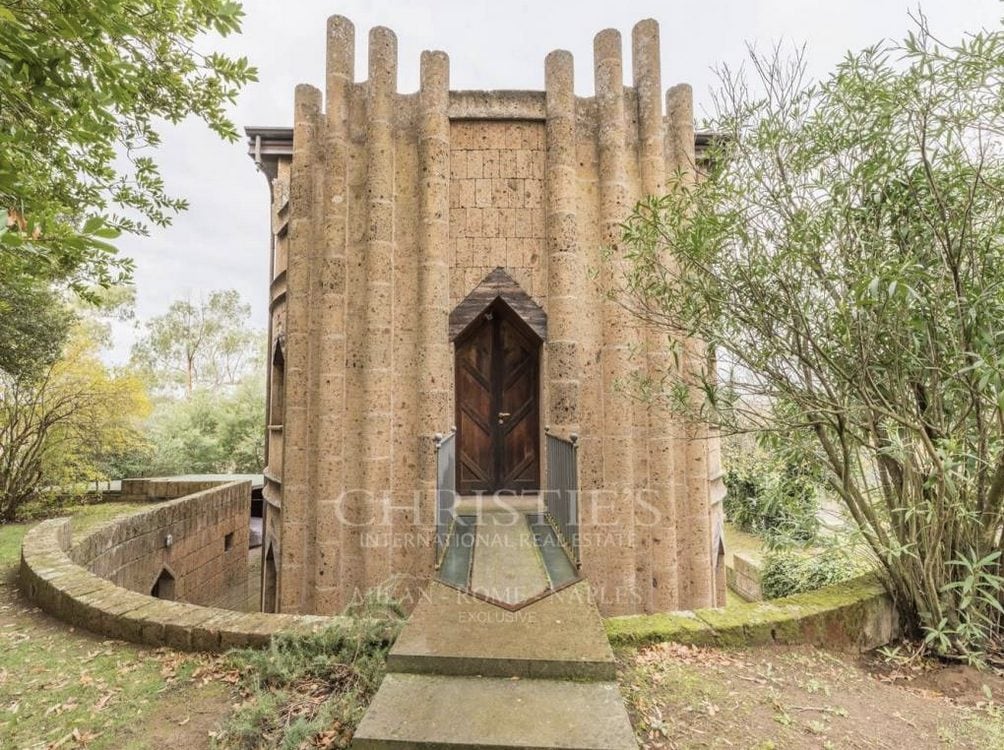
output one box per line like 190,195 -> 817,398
617,14 -> 1004,661
723,461 -> 819,544
760,546 -> 855,599
13,487 -> 104,522
214,592 -> 405,750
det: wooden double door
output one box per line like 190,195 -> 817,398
455,302 -> 541,493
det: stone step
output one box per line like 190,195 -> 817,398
353,672 -> 637,750
388,581 -> 616,680
454,494 -> 544,514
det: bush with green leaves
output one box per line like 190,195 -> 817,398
760,546 -> 855,599
136,376 -> 266,476
0,1 -> 256,299
724,460 -> 819,544
619,14 -> 1004,662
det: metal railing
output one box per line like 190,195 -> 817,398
434,429 -> 456,557
545,428 -> 579,565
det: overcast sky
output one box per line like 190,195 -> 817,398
106,0 -> 1002,363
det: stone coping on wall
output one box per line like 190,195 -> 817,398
20,513 -> 340,652
118,475 -> 263,502
605,575 -> 897,652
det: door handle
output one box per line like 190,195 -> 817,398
497,411 -> 511,424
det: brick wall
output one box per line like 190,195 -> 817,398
728,552 -> 763,602
69,480 -> 250,608
21,517 -> 337,651
448,120 -> 546,304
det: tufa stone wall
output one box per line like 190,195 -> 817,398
20,516 -> 337,652
252,16 -> 726,617
727,552 -> 764,602
119,477 -> 233,502
449,120 -> 546,304
605,574 -> 897,653
70,480 -> 250,608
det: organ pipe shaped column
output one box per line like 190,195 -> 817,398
314,14 -> 353,611
544,50 -> 581,439
361,26 -> 397,590
632,20 -> 665,195
593,29 -> 637,613
282,82 -> 323,612
666,82 -> 712,607
417,49 -> 452,560
632,18 -> 677,611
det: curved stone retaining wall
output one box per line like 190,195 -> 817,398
20,500 -> 338,651
70,480 -> 250,607
605,575 -> 897,652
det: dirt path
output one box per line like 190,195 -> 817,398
96,679 -> 232,750
618,642 -> 1004,749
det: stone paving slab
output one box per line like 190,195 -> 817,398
388,581 -> 615,680
353,672 -> 637,750
454,494 -> 544,515
469,511 -> 549,605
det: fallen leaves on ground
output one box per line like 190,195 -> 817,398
636,641 -> 748,669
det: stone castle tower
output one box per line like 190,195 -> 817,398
247,16 -> 725,617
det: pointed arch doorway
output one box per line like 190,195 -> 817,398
450,269 -> 546,494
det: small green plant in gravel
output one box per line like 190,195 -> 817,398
214,593 -> 405,750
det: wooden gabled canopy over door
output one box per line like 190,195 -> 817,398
455,300 -> 541,494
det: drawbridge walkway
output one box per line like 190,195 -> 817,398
354,509 -> 637,750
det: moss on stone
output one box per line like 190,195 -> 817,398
695,601 -> 805,648
605,575 -> 894,651
604,609 -> 714,647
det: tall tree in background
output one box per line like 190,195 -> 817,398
0,323 -> 150,521
0,281 -> 74,381
131,289 -> 262,397
142,376 -> 265,475
0,0 -> 256,300
126,288 -> 265,476
620,17 -> 1004,662
0,2 -> 259,499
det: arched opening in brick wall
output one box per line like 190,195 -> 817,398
262,544 -> 278,613
150,568 -> 176,600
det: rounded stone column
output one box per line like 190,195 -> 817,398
417,49 -> 452,573
314,14 -> 354,612
666,82 -> 712,608
632,19 -> 665,196
360,26 -> 398,592
544,49 -> 581,438
593,29 -> 637,614
282,82 -> 324,613
632,19 -> 676,612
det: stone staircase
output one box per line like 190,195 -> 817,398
353,580 -> 637,749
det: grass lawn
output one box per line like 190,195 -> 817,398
0,503 -> 230,750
